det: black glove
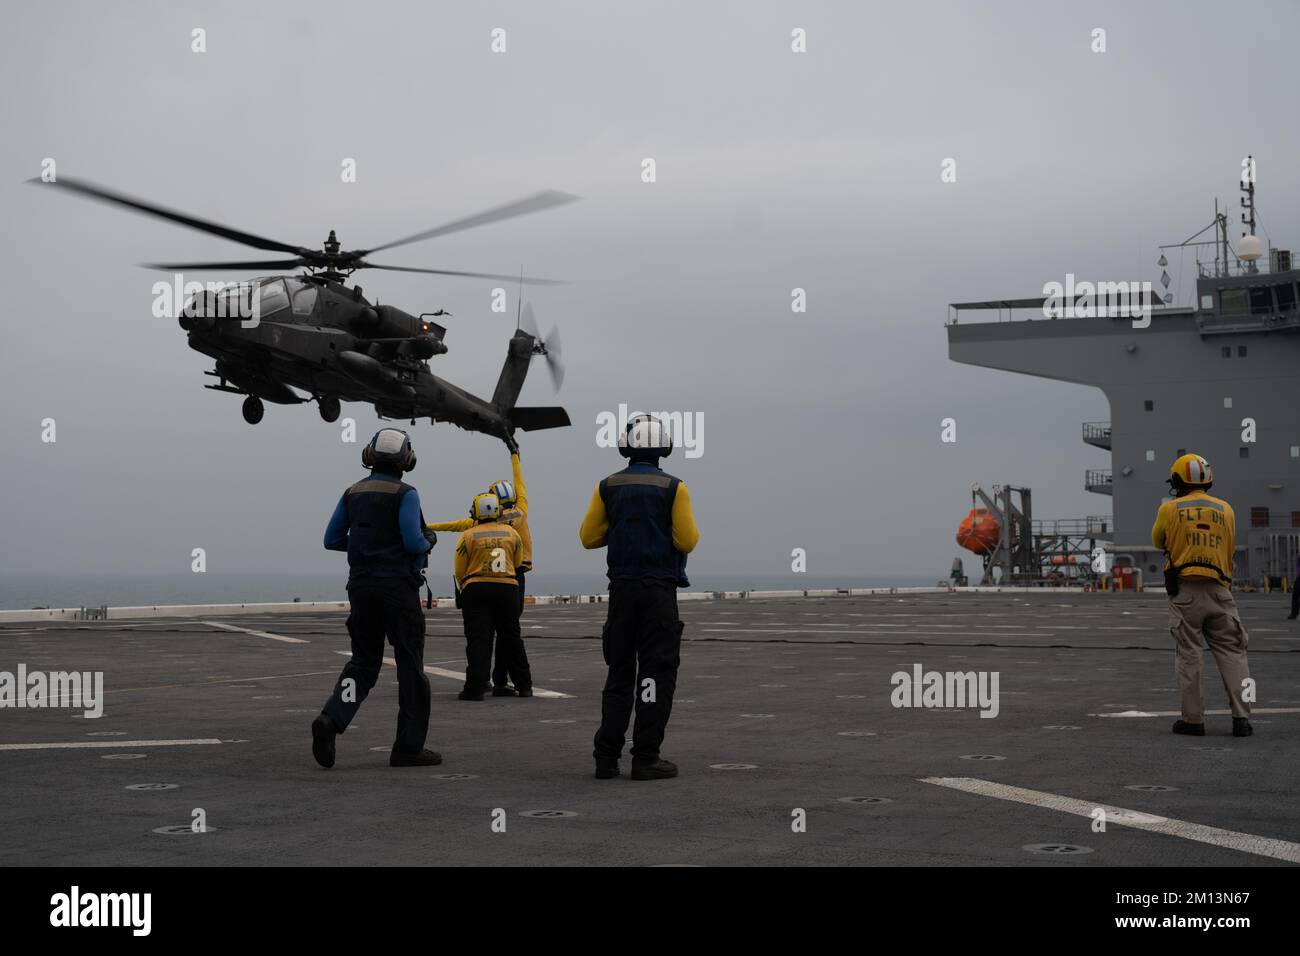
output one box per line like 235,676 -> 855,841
504,431 -> 519,455
423,528 -> 438,550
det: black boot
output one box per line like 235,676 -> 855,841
515,686 -> 534,698
492,685 -> 518,697
311,714 -> 339,769
390,748 -> 443,767
595,758 -> 620,779
1172,719 -> 1205,736
458,686 -> 485,701
1233,717 -> 1254,737
631,757 -> 678,780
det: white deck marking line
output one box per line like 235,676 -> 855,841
1092,707 -> 1300,718
920,776 -> 1300,864
334,651 -> 573,699
201,621 -> 309,644
0,738 -> 225,752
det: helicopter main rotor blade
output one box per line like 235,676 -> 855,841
360,190 -> 579,255
31,176 -> 307,256
361,262 -> 567,285
141,258 -> 308,272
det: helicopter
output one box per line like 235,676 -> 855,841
33,176 -> 574,437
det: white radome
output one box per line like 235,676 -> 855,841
1238,234 -> 1264,262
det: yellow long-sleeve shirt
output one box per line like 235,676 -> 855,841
579,479 -> 699,553
428,452 -> 534,571
1151,490 -> 1236,582
454,520 -> 523,589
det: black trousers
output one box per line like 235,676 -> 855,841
490,570 -> 527,686
322,577 -> 430,755
461,582 -> 530,691
593,578 -> 683,761
1291,585 -> 1299,617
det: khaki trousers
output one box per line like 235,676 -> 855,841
1167,578 -> 1252,721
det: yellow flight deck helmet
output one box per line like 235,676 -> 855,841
471,492 -> 501,522
1169,453 -> 1213,490
488,480 -> 517,507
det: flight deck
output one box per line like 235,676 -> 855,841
1,592 -> 1297,867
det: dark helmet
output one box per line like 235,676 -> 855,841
361,428 -> 417,472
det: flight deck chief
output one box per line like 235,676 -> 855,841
312,428 -> 442,769
580,413 -> 699,780
1152,453 -> 1253,738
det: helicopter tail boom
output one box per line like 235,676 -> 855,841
490,328 -> 536,412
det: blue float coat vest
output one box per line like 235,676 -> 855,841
599,462 -> 688,585
344,475 -> 426,584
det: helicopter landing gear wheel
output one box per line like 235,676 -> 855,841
318,395 -> 340,423
242,395 -> 265,425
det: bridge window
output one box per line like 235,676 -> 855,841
1144,400 -> 1154,411
1220,288 -> 1247,315
1240,446 -> 1250,458
1221,345 -> 1231,358
1249,286 -> 1273,314
1238,345 -> 1248,356
1278,283 -> 1297,312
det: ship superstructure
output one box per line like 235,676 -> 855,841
948,170 -> 1300,583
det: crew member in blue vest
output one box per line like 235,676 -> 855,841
312,428 -> 442,768
580,413 -> 700,780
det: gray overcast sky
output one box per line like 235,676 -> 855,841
2,0 -> 1297,586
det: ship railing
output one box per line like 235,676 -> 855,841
1197,256 -> 1294,278
1085,469 -> 1113,493
1031,517 -> 1111,537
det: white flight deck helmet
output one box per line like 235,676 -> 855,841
362,427 -> 417,472
618,413 -> 672,459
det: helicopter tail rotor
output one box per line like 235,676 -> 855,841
519,302 -> 565,392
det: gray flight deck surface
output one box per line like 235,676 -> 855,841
1,592 -> 1297,867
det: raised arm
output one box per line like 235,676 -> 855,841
512,451 -> 528,516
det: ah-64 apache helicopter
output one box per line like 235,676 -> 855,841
35,176 -> 575,437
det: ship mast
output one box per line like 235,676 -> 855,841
1241,154 -> 1259,274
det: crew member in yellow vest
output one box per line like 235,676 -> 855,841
453,492 -> 529,701
428,438 -> 533,694
1151,453 -> 1253,737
